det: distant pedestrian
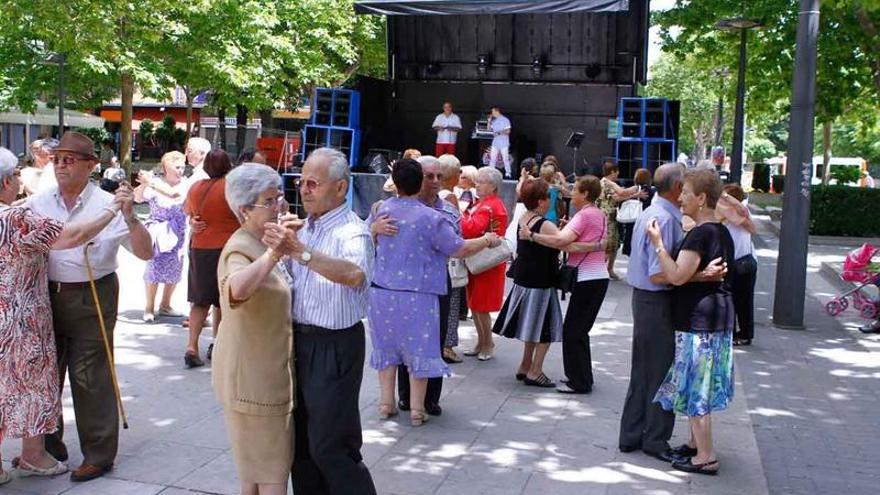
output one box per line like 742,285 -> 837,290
719,184 -> 757,346
596,161 -> 647,279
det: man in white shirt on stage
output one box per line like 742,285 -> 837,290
432,102 -> 462,157
488,106 -> 512,178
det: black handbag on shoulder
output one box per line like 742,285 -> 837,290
556,252 -> 585,294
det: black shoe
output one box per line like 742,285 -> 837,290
44,440 -> 69,463
619,444 -> 641,453
672,458 -> 719,475
671,444 -> 698,458
733,338 -> 752,346
515,372 -> 526,381
425,403 -> 442,416
397,400 -> 410,412
206,343 -> 214,360
184,352 -> 205,368
644,448 -> 685,463
523,373 -> 556,388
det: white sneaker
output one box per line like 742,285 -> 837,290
157,307 -> 184,317
142,312 -> 155,323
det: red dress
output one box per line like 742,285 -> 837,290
460,195 -> 508,312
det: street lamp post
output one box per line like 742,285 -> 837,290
42,53 -> 66,137
713,67 -> 730,146
773,0 -> 821,329
715,18 -> 763,185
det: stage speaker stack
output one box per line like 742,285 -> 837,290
300,88 -> 361,166
614,97 -> 679,181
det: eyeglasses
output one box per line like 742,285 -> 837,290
294,178 -> 325,191
249,196 -> 288,211
54,154 -> 90,166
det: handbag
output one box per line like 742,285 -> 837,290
617,198 -> 643,224
448,258 -> 469,288
556,252 -> 586,294
464,206 -> 512,275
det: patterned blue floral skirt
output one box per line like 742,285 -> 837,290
653,330 -> 734,417
368,287 -> 450,379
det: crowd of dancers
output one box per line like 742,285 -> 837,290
0,130 -> 758,493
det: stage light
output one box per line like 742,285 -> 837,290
477,54 -> 489,75
531,55 -> 543,76
426,62 -> 441,75
585,63 -> 601,79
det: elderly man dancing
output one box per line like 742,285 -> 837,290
266,147 -> 377,495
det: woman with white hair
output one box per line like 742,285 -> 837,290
437,154 -> 465,362
0,147 -> 132,483
213,163 -> 297,495
460,167 -> 509,361
20,138 -> 59,196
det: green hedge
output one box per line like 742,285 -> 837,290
810,185 -> 880,237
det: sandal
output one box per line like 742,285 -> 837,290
410,409 -> 429,427
672,458 -> 719,475
17,457 -> 69,477
378,403 -> 399,420
523,373 -> 556,388
442,347 -> 463,364
463,347 -> 481,357
0,470 -> 11,486
515,371 -> 527,381
184,352 -> 205,368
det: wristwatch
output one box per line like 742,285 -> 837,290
299,249 -> 312,265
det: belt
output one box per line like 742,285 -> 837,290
49,273 -> 115,293
294,322 -> 360,335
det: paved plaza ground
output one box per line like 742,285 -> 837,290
2,213 -> 879,494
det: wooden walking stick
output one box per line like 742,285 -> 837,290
84,242 -> 129,429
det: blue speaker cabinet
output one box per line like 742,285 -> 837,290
614,98 -> 678,180
311,88 -> 360,129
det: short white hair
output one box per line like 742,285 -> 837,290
308,147 -> 350,183
186,137 -> 211,154
460,165 -> 478,183
437,154 -> 461,180
477,166 -> 503,192
225,163 -> 282,222
0,147 -> 17,181
417,155 -> 440,169
30,138 -> 59,154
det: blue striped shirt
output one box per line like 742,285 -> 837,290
626,196 -> 684,292
289,203 -> 374,330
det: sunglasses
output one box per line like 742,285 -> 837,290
54,154 -> 91,166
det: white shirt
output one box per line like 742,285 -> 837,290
432,113 -> 462,144
37,163 -> 58,193
490,115 -> 511,149
726,221 -> 755,259
28,182 -> 132,283
289,203 -> 374,330
187,165 -> 209,186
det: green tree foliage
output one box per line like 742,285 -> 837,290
0,0 -> 385,161
646,52 -> 730,160
745,135 -> 777,163
655,1 -> 880,133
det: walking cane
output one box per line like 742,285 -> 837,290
83,242 -> 129,429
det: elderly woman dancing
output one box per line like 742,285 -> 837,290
0,147 -> 134,484
647,168 -> 736,475
214,163 -> 297,495
460,167 -> 508,361
134,151 -> 189,322
369,159 -> 501,426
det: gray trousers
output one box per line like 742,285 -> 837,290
618,288 -> 675,453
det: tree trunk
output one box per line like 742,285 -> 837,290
235,104 -> 248,155
120,73 -> 134,171
821,120 -> 832,184
217,106 -> 227,151
260,109 -> 273,133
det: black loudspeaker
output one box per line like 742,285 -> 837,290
666,100 -> 681,144
355,150 -> 393,174
314,90 -> 333,126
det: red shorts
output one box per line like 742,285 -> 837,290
435,143 -> 456,157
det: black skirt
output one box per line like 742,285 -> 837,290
187,248 -> 222,307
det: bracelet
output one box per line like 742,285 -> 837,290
102,206 -> 118,216
267,250 -> 282,264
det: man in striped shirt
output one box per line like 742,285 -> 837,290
281,147 -> 377,495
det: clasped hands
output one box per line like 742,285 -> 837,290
111,182 -> 136,220
262,214 -> 306,258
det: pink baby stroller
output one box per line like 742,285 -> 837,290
825,243 -> 880,319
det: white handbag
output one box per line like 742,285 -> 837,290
617,199 -> 643,224
448,258 -> 469,288
463,207 -> 512,275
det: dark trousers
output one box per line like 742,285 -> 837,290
621,222 -> 635,257
291,323 -> 377,495
399,284 -> 451,408
562,279 -> 609,392
733,255 -> 758,341
619,288 -> 676,453
45,274 -> 120,468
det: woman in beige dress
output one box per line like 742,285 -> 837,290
214,163 -> 297,495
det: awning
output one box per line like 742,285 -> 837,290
0,102 -> 105,129
355,0 -> 629,15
